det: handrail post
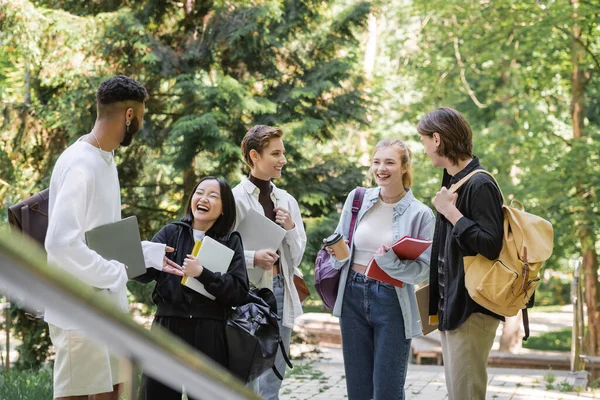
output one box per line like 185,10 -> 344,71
571,258 -> 584,372
0,301 -> 10,371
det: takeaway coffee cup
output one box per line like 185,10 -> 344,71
324,232 -> 350,262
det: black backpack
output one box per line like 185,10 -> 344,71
226,287 -> 293,383
7,188 -> 50,247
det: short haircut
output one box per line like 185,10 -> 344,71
373,138 -> 413,188
240,125 -> 283,167
96,75 -> 148,110
182,176 -> 237,239
417,107 -> 473,166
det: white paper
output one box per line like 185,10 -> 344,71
182,236 -> 234,300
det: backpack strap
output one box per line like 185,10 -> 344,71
21,204 -> 31,236
347,187 -> 366,244
448,170 -> 506,204
272,337 -> 294,380
522,308 -> 530,341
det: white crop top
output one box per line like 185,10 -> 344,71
352,199 -> 395,266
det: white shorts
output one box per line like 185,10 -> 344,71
49,324 -> 129,398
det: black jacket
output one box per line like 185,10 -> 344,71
428,157 -> 505,331
135,221 -> 249,320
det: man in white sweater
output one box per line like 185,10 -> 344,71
44,76 -> 181,400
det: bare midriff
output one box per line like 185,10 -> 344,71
351,263 -> 367,275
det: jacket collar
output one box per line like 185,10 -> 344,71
241,177 -> 283,204
172,220 -> 233,241
364,186 -> 415,215
241,177 -> 278,196
442,156 -> 481,187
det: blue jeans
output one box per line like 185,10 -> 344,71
340,269 -> 411,400
249,274 -> 292,400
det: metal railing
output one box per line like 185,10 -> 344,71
0,228 -> 260,400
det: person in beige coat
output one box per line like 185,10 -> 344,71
232,125 -> 306,400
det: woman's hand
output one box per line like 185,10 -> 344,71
375,244 -> 390,257
254,249 -> 279,270
183,254 -> 204,278
274,207 -> 295,230
323,239 -> 349,260
162,246 -> 184,276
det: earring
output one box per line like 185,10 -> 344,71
126,120 -> 131,133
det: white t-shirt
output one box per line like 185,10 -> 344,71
44,139 -> 164,330
352,199 -> 395,266
193,229 -> 206,242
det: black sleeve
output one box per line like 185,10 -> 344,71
196,233 -> 249,307
133,225 -> 171,284
452,181 -> 504,260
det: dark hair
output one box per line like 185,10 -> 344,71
96,75 -> 148,106
182,176 -> 236,239
417,107 -> 473,165
241,125 -> 283,167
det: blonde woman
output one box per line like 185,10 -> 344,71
232,125 -> 307,400
326,139 -> 434,400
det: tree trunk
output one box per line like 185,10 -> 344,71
364,12 -> 377,78
582,235 -> 600,354
570,0 -> 600,355
499,312 -> 523,353
181,162 -> 197,212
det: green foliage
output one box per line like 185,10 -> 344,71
535,276 -> 571,307
523,328 -> 572,352
8,307 -> 51,371
0,0 -> 371,366
0,366 -> 53,400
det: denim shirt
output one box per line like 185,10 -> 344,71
330,187 -> 435,339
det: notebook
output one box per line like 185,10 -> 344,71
181,236 -> 234,300
85,216 -> 146,279
236,208 -> 287,252
416,284 -> 438,335
364,236 -> 432,287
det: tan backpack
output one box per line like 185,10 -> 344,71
449,170 -> 554,320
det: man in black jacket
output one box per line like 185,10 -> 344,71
418,107 -> 504,400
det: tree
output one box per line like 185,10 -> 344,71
0,0 -> 373,366
399,0 -> 600,352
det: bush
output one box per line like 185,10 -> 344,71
0,367 -> 53,400
9,307 -> 52,371
535,276 -> 571,307
522,328 -> 571,352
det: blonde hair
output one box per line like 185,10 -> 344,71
241,125 -> 284,167
373,138 -> 413,188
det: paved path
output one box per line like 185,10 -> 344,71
281,345 -> 600,400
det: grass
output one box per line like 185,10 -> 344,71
531,304 -> 570,313
522,328 -> 571,352
288,360 -> 325,381
0,367 -> 134,400
0,367 -> 53,400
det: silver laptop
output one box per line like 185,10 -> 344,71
236,208 -> 287,251
85,216 -> 146,279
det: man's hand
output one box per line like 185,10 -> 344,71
162,246 -> 184,276
254,249 -> 279,270
432,187 -> 463,224
274,207 -> 295,230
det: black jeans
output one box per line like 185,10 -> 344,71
139,316 -> 228,400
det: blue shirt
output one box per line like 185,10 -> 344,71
330,187 -> 435,339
